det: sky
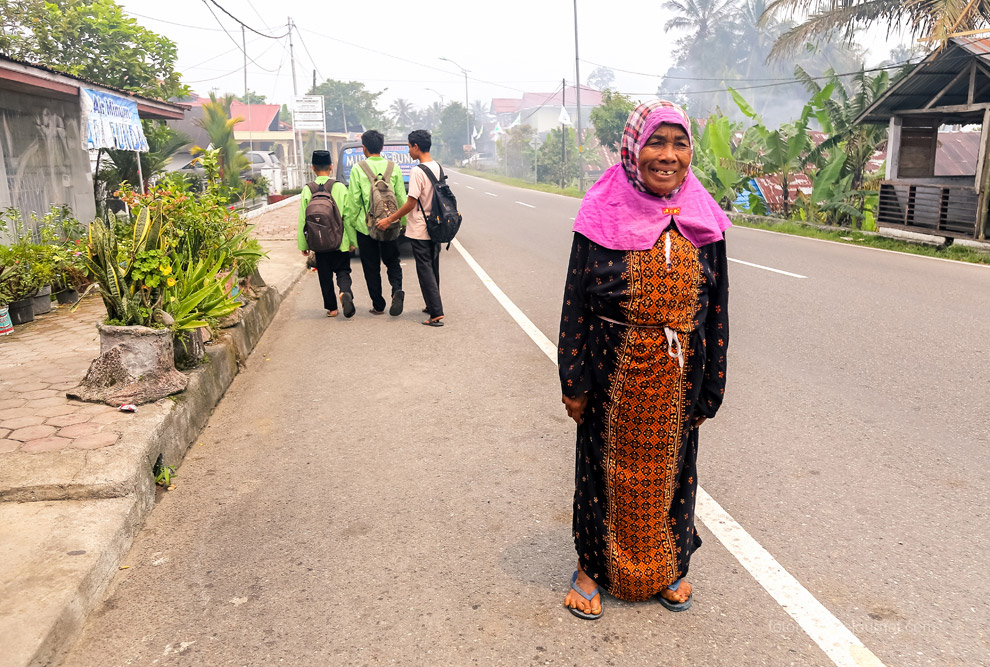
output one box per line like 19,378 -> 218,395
119,0 -> 909,114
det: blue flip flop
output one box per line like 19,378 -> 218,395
567,571 -> 603,620
655,578 -> 693,612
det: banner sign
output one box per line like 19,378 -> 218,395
292,95 -> 326,131
81,89 -> 149,152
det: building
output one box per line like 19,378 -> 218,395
857,36 -> 990,240
490,85 -> 603,136
0,55 -> 184,239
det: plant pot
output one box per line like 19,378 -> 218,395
97,324 -> 176,377
173,327 -> 206,370
267,193 -> 288,204
0,307 -> 12,336
31,285 -> 52,315
8,298 -> 34,325
56,289 -> 80,305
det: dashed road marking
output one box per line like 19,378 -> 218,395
466,185 -> 475,190
485,192 -> 498,197
451,237 -> 884,667
516,201 -> 536,208
728,257 -> 807,279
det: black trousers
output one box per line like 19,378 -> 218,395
356,232 -> 402,312
314,249 -> 353,312
410,238 -> 443,318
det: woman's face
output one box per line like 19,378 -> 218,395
638,123 -> 691,196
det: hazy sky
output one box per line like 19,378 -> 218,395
119,0 -> 907,113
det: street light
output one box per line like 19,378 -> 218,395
426,88 -> 446,106
439,56 -> 471,155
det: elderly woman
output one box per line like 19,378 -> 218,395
558,100 -> 730,620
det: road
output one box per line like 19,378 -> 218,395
63,171 -> 990,666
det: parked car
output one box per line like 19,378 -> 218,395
175,150 -> 283,194
463,152 -> 497,168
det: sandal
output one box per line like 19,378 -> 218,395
341,293 -> 355,319
422,317 -> 444,327
389,290 -> 405,316
326,310 -> 338,317
566,571 -> 603,620
655,578 -> 692,612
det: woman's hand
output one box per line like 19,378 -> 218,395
562,393 -> 589,425
692,414 -> 707,428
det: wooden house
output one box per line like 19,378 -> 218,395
857,37 -> 990,240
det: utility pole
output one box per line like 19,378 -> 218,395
288,17 -> 302,187
242,25 -> 253,152
561,78 -> 566,190
439,58 -> 471,159
573,0 -> 584,193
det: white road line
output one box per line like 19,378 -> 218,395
734,225 -> 990,269
466,185 -> 475,190
452,237 -> 884,667
728,257 -> 807,279
516,201 -> 536,208
485,192 -> 498,197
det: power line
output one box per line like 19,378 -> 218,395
202,0 -> 289,39
200,0 -> 284,73
125,10 -> 225,31
520,83 -> 565,123
292,23 -> 324,85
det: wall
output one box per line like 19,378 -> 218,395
0,89 -> 95,241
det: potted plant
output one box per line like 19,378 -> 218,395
0,253 -> 40,326
28,242 -> 56,315
0,265 -> 14,335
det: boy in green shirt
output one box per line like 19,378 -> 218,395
342,129 -> 407,316
298,150 -> 356,318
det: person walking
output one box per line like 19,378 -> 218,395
379,130 -> 444,327
343,129 -> 407,316
297,150 -> 356,318
558,100 -> 730,620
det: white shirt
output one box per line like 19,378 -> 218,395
406,161 -> 442,241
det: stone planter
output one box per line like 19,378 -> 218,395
56,288 -> 80,305
0,307 -> 12,335
174,327 -> 206,369
67,324 -> 188,406
267,193 -> 288,204
8,298 -> 34,325
31,285 -> 52,315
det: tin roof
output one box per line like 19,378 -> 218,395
857,37 -> 990,124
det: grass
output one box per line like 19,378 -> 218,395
731,218 -> 990,265
456,168 -> 583,199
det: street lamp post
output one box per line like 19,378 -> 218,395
440,57 -> 471,155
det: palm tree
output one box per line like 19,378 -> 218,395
663,0 -> 740,44
192,93 -> 248,187
389,98 -> 415,129
471,100 -> 489,125
762,0 -> 990,59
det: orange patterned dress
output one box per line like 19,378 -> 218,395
558,227 -> 728,601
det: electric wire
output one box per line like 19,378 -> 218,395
200,0 -> 284,73
125,10 -> 226,31
203,0 -> 289,39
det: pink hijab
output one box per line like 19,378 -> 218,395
573,100 -> 730,250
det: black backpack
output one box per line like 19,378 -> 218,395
415,163 -> 462,247
303,180 -> 344,252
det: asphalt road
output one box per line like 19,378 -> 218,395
63,170 -> 990,666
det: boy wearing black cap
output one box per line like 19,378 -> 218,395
297,150 -> 356,317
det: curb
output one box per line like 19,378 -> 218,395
244,194 -> 301,220
9,263 -> 307,667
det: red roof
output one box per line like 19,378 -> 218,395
520,85 -> 602,110
230,101 -> 281,132
491,98 -> 521,114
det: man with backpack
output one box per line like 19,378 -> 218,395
297,149 -> 356,318
342,129 -> 407,316
378,129 -> 459,327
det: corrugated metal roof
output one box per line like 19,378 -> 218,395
857,37 -> 990,124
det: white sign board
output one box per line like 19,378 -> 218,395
291,96 -> 325,131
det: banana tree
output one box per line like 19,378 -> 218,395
691,114 -> 750,209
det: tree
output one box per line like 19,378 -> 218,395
389,98 -> 415,132
0,0 -> 188,100
590,90 -> 635,151
761,0 -> 990,59
236,90 -> 267,104
538,127 -> 581,188
587,66 -> 616,91
496,125 -> 537,179
433,102 -> 470,162
471,100 -> 490,125
663,0 -> 739,43
309,79 -> 387,133
415,102 -> 446,133
193,93 -> 248,188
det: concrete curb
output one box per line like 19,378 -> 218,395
5,263 -> 307,667
244,194 -> 301,220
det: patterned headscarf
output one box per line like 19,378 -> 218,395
571,99 -> 729,250
620,100 -> 693,195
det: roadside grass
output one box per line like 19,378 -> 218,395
454,169 -> 990,265
456,168 -> 583,198
731,218 -> 990,265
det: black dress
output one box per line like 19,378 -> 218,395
558,226 -> 728,602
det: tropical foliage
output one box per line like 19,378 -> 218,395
193,93 -> 249,190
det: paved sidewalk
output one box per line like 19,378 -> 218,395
0,202 -> 306,667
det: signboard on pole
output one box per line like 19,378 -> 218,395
292,95 -> 326,131
81,89 -> 149,151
